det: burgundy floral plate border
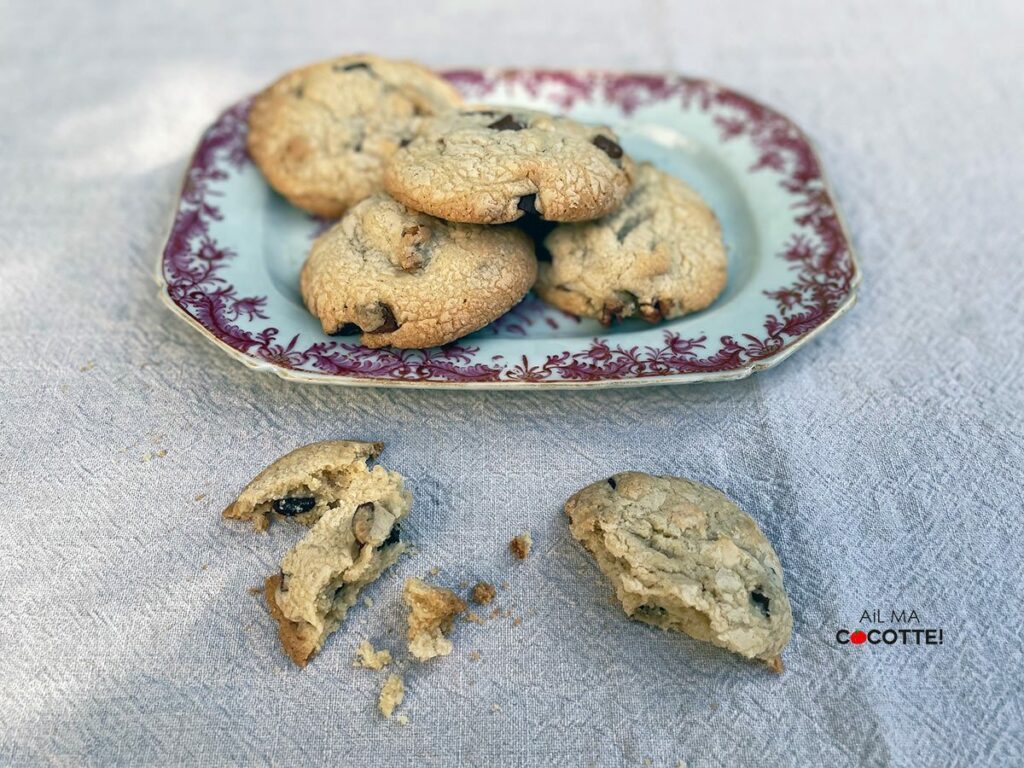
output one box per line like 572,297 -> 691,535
157,69 -> 859,389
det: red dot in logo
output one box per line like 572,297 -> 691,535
850,630 -> 868,645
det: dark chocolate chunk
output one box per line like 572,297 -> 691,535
334,62 -> 372,72
750,590 -> 771,617
374,303 -> 400,333
488,113 -> 526,131
330,323 -> 362,336
517,194 -> 538,216
607,477 -> 617,490
383,524 -> 401,547
592,135 -> 623,159
272,497 -> 317,516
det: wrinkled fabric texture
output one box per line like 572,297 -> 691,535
1,1 -> 1022,766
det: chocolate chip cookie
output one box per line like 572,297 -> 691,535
300,193 -> 537,348
247,54 -> 462,217
565,472 -> 792,669
384,108 -> 635,223
223,440 -> 399,531
265,479 -> 412,666
535,163 -> 727,325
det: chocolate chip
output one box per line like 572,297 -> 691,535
750,590 -> 771,617
607,477 -> 617,490
517,194 -> 538,216
330,323 -> 361,336
399,137 -> 412,148
374,303 -> 399,333
657,298 -> 675,318
488,113 -> 526,131
592,135 -> 623,159
335,62 -> 372,72
383,524 -> 401,547
599,292 -> 637,325
637,604 -> 667,617
272,497 -> 316,516
293,85 -> 304,99
615,215 -> 646,243
279,569 -> 289,592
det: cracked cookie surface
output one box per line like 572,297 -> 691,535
265,477 -> 411,666
384,107 -> 635,223
535,163 -> 727,324
222,440 -> 395,531
247,54 -> 462,217
300,193 -> 537,348
403,578 -> 466,661
565,472 -> 792,666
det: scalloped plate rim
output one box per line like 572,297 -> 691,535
155,67 -> 861,390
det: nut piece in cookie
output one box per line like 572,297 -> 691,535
403,578 -> 466,661
223,440 -> 395,531
535,163 -> 727,325
300,193 -> 538,349
378,674 -> 404,718
384,108 -> 635,224
247,54 -> 463,217
565,472 -> 792,668
265,477 -> 412,667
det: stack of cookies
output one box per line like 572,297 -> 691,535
247,54 -> 728,349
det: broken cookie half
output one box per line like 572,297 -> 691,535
266,477 -> 411,666
222,440 -> 387,531
403,578 -> 466,661
565,472 -> 792,670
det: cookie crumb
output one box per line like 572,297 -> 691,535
490,703 -> 501,713
465,612 -> 485,625
395,714 -> 410,726
200,564 -> 209,571
471,581 -> 496,605
404,578 -> 467,661
489,607 -> 501,619
354,640 -> 392,670
458,581 -> 468,590
195,493 -> 206,501
156,449 -> 167,458
429,566 -> 440,576
79,361 -> 95,372
363,596 -> 374,608
468,651 -> 482,661
509,532 -> 532,560
500,581 -> 509,590
247,586 -> 262,596
512,617 -> 522,627
766,656 -> 784,674
378,674 -> 404,718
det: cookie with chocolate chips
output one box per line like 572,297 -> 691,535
247,54 -> 462,217
565,472 -> 792,670
383,107 -> 635,223
300,193 -> 537,349
535,162 -> 727,325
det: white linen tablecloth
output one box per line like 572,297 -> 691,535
1,1 -> 1022,765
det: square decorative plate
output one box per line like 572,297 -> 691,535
158,69 -> 859,389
